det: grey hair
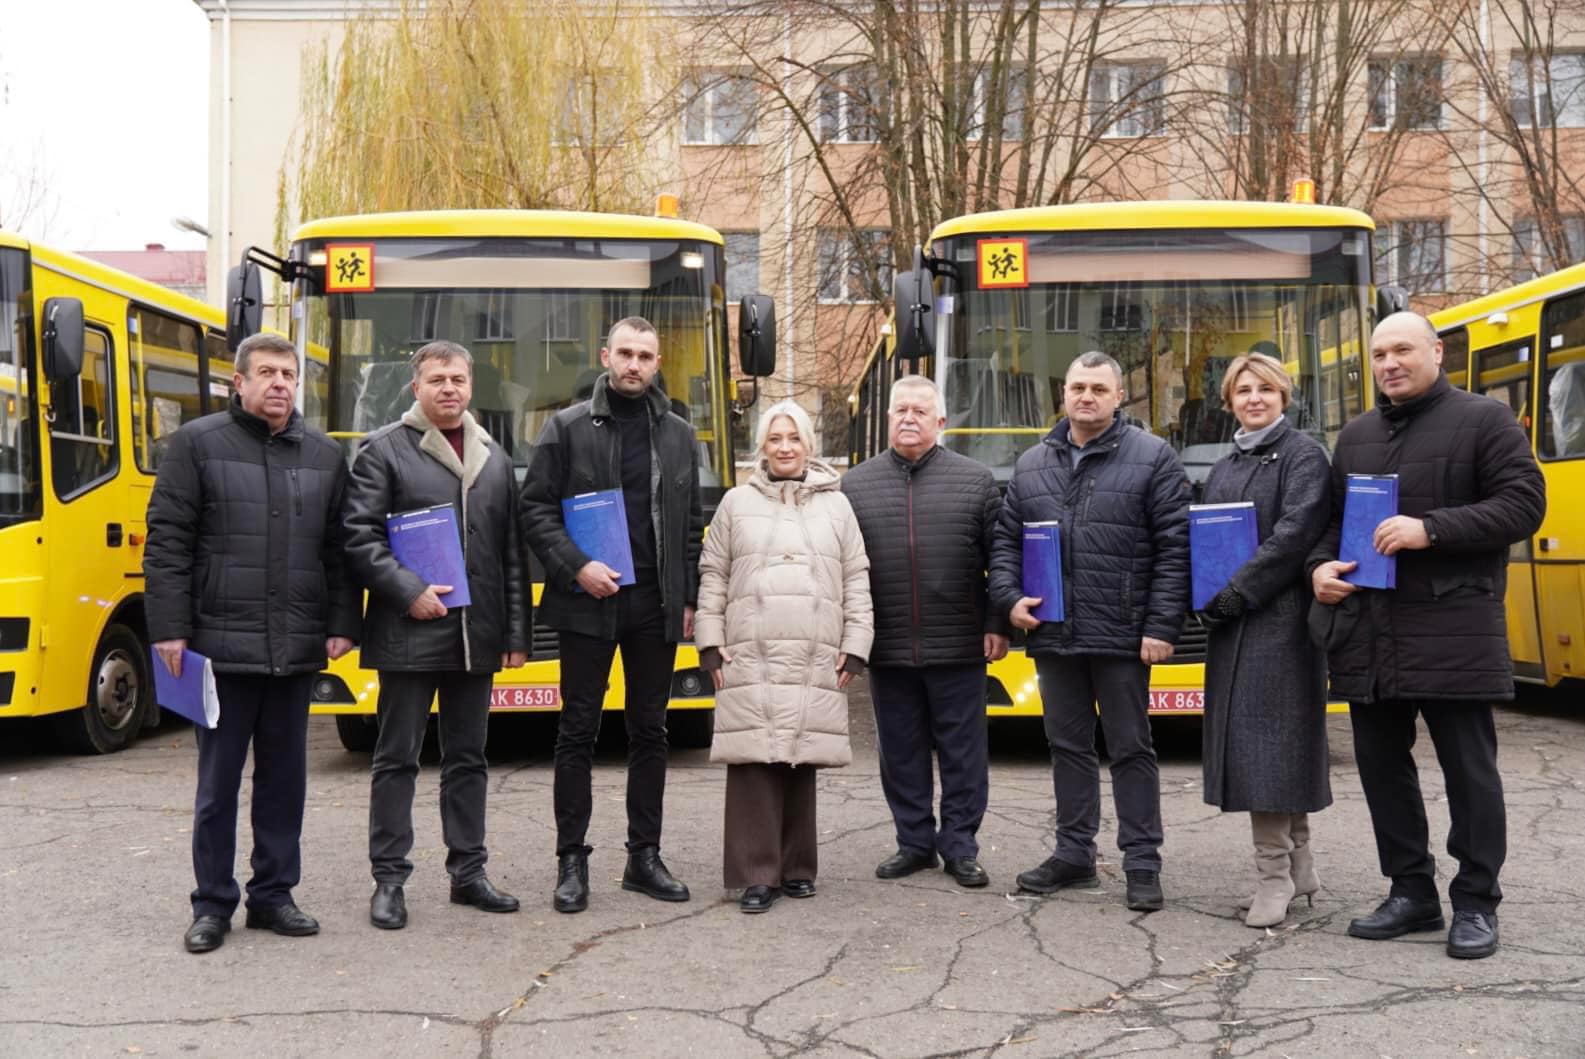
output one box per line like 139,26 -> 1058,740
888,374 -> 941,417
410,340 -> 473,378
607,316 -> 658,350
234,333 -> 297,376
754,400 -> 819,459
1073,350 -> 1125,389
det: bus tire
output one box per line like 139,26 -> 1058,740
335,714 -> 379,753
55,624 -> 150,754
667,708 -> 714,749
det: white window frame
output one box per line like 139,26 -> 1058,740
475,290 -> 515,342
1045,286 -> 1078,333
818,65 -> 881,144
684,72 -> 758,146
1227,62 -> 1310,135
1510,52 -> 1585,129
1368,57 -> 1443,131
1089,62 -> 1166,139
817,229 -> 892,305
968,67 -> 1026,141
1375,219 -> 1448,293
1512,214 -> 1585,283
723,232 -> 760,306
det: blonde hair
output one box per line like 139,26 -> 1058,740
1221,351 -> 1292,409
754,400 -> 819,458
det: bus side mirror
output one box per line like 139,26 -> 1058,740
41,297 -> 85,380
893,268 -> 934,363
227,261 -> 263,352
1375,284 -> 1408,323
738,294 -> 776,377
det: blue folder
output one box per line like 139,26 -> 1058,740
1022,521 -> 1065,622
387,504 -> 471,608
1340,474 -> 1399,589
1189,502 -> 1259,610
563,489 -> 636,590
151,648 -> 219,729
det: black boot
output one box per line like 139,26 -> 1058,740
554,850 -> 590,914
621,847 -> 690,902
370,883 -> 407,930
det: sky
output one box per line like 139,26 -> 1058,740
0,1 -> 211,251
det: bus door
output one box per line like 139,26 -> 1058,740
1534,290 -> 1585,684
1470,338 -> 1546,680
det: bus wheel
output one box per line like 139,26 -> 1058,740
335,714 -> 379,752
56,624 -> 150,754
667,708 -> 714,749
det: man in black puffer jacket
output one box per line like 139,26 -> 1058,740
1309,312 -> 1544,960
842,375 -> 1008,889
343,341 -> 529,930
990,351 -> 1190,913
145,333 -> 361,955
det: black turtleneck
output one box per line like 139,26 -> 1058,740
608,389 -> 657,583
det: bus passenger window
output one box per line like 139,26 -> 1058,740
49,328 -> 118,499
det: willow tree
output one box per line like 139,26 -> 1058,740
279,0 -> 677,243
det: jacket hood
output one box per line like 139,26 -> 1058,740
748,456 -> 841,500
589,372 -> 671,421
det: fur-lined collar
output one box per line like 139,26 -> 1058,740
401,403 -> 492,492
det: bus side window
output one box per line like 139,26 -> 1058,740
1540,289 -> 1585,460
129,307 -> 205,472
49,327 -> 117,500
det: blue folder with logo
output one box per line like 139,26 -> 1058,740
387,503 -> 471,608
563,489 -> 635,590
151,647 -> 220,729
1022,521 -> 1065,622
1340,473 -> 1399,589
1189,502 -> 1260,610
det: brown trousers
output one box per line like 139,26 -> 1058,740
722,763 -> 819,889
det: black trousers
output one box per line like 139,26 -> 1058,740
722,763 -> 819,889
1033,654 -> 1164,873
191,673 -> 312,918
1349,699 -> 1506,914
369,670 -> 493,886
867,663 -> 990,860
554,582 -> 676,855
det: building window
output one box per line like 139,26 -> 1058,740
1099,284 -> 1144,331
724,233 -> 760,306
1368,58 -> 1443,130
817,229 -> 892,304
1512,214 -> 1585,283
1227,61 -> 1309,134
1089,63 -> 1166,138
1510,52 -> 1585,128
473,290 -> 514,342
969,68 -> 1025,141
545,292 -> 580,342
684,72 -> 757,145
1045,286 -> 1078,332
819,65 -> 881,143
556,74 -> 622,146
1375,219 -> 1447,293
410,292 -> 444,342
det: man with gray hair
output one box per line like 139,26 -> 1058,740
842,374 -> 1008,888
989,351 -> 1190,912
146,333 -> 361,953
343,340 -> 529,929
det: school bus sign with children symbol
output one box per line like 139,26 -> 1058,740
977,238 -> 1029,289
326,244 -> 376,292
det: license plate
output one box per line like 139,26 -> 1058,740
490,685 -> 561,710
1149,689 -> 1204,713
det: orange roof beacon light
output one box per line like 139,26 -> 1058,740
654,193 -> 680,219
1290,178 -> 1317,204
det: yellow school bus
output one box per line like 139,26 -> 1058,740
0,231 -> 233,751
229,209 -> 775,750
852,199 -> 1382,716
1432,263 -> 1585,688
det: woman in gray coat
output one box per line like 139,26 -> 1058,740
1198,352 -> 1332,927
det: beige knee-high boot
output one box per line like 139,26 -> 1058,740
1288,812 -> 1319,904
1245,812 -> 1296,928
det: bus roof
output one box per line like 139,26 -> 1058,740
929,201 -> 1375,243
1,231 -> 222,326
291,210 -> 725,246
1430,260 -> 1585,334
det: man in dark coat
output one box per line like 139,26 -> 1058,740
521,317 -> 703,914
841,375 -> 1008,888
343,340 -> 529,930
989,351 -> 1190,913
145,333 -> 360,954
1309,311 -> 1545,960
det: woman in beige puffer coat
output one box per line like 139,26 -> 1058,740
694,401 -> 873,914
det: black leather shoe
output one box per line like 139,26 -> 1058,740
370,883 -> 407,930
183,915 -> 229,954
944,857 -> 989,888
1446,910 -> 1499,959
781,879 -> 817,899
451,876 -> 520,913
875,848 -> 939,879
1125,870 -> 1164,912
554,850 -> 590,914
622,848 -> 691,902
1347,895 -> 1445,940
740,885 -> 779,913
244,902 -> 320,936
1016,856 -> 1098,894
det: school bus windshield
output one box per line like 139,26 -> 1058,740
0,246 -> 36,527
293,235 -> 730,505
932,226 -> 1372,488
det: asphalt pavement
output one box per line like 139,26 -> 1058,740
1,679 -> 1582,1057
